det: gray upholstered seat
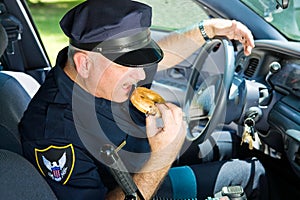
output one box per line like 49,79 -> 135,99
0,23 -> 40,154
0,149 -> 57,200
0,23 -> 56,199
0,72 -> 32,154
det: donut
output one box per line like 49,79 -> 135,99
130,87 -> 165,116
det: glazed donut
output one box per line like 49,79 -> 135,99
130,87 -> 165,116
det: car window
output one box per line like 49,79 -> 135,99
135,0 -> 208,31
240,0 -> 300,41
27,0 -> 85,65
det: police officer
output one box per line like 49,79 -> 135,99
20,0 -> 267,199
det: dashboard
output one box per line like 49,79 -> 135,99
236,40 -> 300,98
269,59 -> 300,98
234,39 -> 300,178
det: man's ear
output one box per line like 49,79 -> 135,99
73,52 -> 90,78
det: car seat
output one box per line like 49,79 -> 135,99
0,149 -> 57,199
0,23 -> 57,199
0,72 -> 32,154
0,23 -> 40,155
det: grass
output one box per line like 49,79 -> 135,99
28,0 -> 206,66
28,0 -> 84,65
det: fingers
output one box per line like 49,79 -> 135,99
231,20 -> 255,56
156,103 -> 182,125
145,103 -> 172,137
145,102 -> 183,136
220,197 -> 229,200
214,19 -> 255,56
168,103 -> 184,124
146,115 -> 161,137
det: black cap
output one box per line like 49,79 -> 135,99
60,0 -> 163,67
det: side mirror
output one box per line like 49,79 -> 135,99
276,0 -> 289,9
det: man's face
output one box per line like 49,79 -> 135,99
87,53 -> 146,102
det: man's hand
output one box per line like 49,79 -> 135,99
157,18 -> 255,71
145,102 -> 187,169
204,18 -> 255,56
119,103 -> 187,199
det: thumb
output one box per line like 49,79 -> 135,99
146,115 -> 159,137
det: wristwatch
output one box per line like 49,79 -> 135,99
199,20 -> 211,42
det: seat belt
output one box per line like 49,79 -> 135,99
0,2 -> 26,71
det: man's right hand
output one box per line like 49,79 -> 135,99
145,102 -> 187,170
107,103 -> 187,200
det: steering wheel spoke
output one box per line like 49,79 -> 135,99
189,114 -> 210,121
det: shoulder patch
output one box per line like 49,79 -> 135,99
35,144 -> 75,185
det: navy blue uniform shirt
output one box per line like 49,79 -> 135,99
19,47 -> 153,199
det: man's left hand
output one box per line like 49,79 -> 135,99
204,19 -> 255,56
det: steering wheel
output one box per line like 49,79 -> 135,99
183,38 -> 236,142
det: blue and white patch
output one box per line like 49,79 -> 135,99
35,144 -> 75,185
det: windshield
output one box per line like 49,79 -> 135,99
241,0 -> 300,41
136,0 -> 207,31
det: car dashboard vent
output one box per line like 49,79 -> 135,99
244,58 -> 259,77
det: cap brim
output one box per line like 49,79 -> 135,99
102,40 -> 163,68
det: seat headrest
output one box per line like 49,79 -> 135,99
0,23 -> 8,57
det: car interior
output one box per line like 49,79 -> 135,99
0,0 -> 300,199
0,21 -> 57,199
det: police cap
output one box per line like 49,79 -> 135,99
60,0 -> 163,67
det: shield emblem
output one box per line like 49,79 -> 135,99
35,144 -> 75,185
